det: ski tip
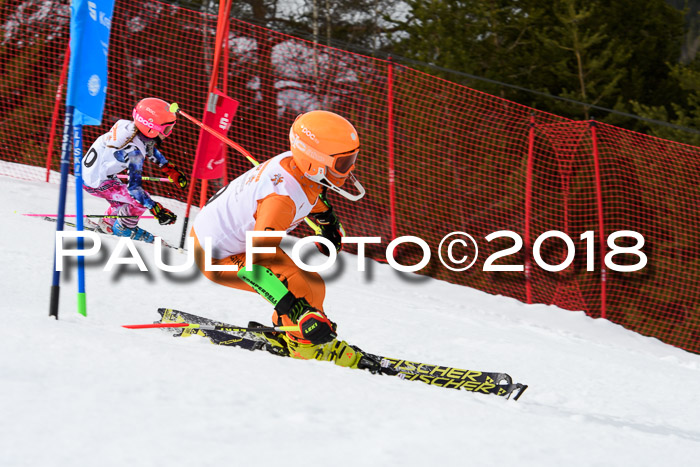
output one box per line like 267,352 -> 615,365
509,384 -> 528,401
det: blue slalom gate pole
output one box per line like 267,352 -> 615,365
49,105 -> 75,319
51,0 -> 113,319
73,123 -> 87,316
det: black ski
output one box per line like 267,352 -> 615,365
156,308 -> 528,400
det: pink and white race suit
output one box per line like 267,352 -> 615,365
82,119 -> 169,228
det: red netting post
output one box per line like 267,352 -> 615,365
387,57 -> 397,248
45,45 -> 70,182
524,114 -> 535,304
590,120 -> 607,319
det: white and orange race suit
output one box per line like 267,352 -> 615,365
192,151 -> 331,338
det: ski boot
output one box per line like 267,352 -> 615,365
248,321 -> 290,356
112,219 -> 155,243
97,218 -> 114,234
248,320 -> 382,373
281,333 -> 382,372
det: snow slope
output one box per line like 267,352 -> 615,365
1,173 -> 699,467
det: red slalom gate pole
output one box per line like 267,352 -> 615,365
45,46 -> 71,182
182,0 -> 235,240
176,108 -> 258,165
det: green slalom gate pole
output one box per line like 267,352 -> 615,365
73,123 -> 87,316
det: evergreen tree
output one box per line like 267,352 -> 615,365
632,61 -> 700,146
389,0 -> 685,127
388,0 -> 550,98
534,0 -> 631,120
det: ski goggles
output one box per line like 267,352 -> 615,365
290,128 -> 359,177
133,109 -> 176,136
158,121 -> 176,136
328,148 -> 359,177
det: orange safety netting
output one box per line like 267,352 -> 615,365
1,0 -> 698,352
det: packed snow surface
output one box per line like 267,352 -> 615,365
1,172 -> 699,467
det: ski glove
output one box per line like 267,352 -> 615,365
298,310 -> 337,345
162,163 -> 189,189
311,191 -> 345,256
150,202 -> 177,225
275,292 -> 336,344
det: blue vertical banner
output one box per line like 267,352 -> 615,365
49,0 -> 114,318
67,0 -> 114,125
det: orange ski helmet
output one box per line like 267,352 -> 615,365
289,110 -> 364,200
133,98 -> 177,139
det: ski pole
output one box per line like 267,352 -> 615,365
169,103 -> 323,235
122,322 -> 300,333
25,213 -> 156,219
117,174 -> 171,182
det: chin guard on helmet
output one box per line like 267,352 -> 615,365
307,169 -> 365,201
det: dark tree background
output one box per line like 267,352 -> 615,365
168,0 -> 700,146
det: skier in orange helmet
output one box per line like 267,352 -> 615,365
192,110 -> 375,369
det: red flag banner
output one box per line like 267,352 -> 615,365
193,90 -> 239,179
